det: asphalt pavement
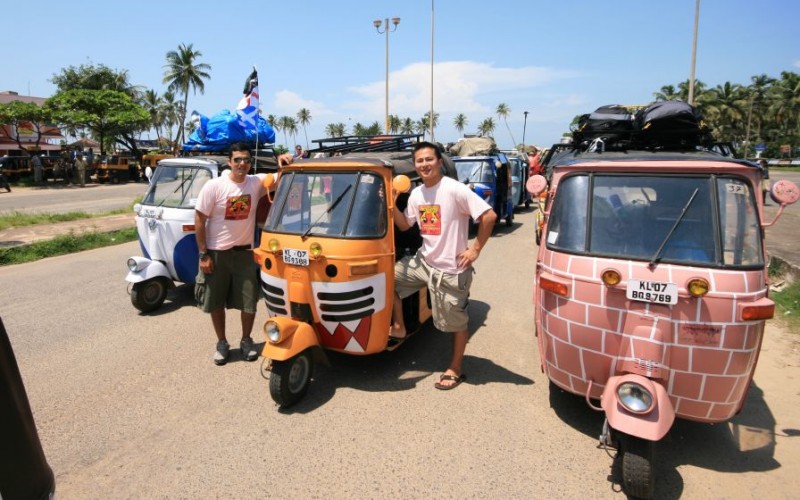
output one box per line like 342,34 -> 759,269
1,181 -> 798,279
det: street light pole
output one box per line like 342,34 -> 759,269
374,17 -> 400,134
522,111 -> 529,152
688,0 -> 701,105
430,0 -> 435,142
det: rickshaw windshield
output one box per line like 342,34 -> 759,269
142,165 -> 213,208
264,171 -> 387,238
455,160 -> 493,184
546,174 -> 764,268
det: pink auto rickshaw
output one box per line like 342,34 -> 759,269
527,149 -> 798,498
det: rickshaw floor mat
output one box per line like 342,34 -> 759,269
434,373 -> 466,391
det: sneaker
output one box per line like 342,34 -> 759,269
240,337 -> 259,362
213,340 -> 230,366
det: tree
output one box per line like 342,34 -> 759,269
453,113 -> 468,137
162,43 -> 211,148
388,114 -> 401,134
421,111 -> 439,140
0,101 -> 54,154
704,81 -> 746,142
45,89 -> 149,155
278,116 -> 298,148
496,103 -> 516,146
352,122 -> 367,136
297,108 -> 312,148
653,85 -> 680,102
141,89 -> 163,142
365,121 -> 382,136
400,117 -> 415,135
478,117 -> 495,137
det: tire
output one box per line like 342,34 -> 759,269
130,278 -> 169,313
619,433 -> 655,499
505,213 -> 513,227
269,352 -> 313,408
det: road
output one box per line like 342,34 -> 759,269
1,208 -> 799,499
0,182 -> 146,215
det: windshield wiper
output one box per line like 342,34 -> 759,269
154,174 -> 194,209
301,184 -> 352,241
648,188 -> 698,270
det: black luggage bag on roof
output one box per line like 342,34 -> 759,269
573,104 -> 637,148
637,100 -> 709,148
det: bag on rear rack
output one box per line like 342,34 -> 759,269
637,100 -> 709,148
573,105 -> 637,149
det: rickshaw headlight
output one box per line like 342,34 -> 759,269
126,258 -> 146,272
268,238 -> 280,253
617,382 -> 654,414
126,258 -> 138,272
309,242 -> 322,258
601,269 -> 622,287
264,320 -> 281,343
687,278 -> 710,297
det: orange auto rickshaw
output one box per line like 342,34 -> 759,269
254,149 -> 435,408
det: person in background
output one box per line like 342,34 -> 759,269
0,155 -> 11,192
74,154 -> 87,187
293,145 -> 308,159
31,154 -> 43,186
391,141 -> 497,390
86,148 -> 94,173
194,142 -> 293,365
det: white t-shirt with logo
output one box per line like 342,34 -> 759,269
195,172 -> 266,250
402,176 -> 492,274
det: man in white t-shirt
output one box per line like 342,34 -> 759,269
195,143 -> 292,365
391,142 -> 497,390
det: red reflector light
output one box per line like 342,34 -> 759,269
182,224 -> 196,232
741,303 -> 775,321
540,276 -> 568,297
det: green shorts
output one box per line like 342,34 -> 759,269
195,249 -> 259,314
394,252 -> 473,332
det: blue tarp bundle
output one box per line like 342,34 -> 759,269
182,110 -> 276,152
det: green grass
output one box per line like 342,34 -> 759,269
0,196 -> 141,231
771,279 -> 800,331
0,227 -> 138,266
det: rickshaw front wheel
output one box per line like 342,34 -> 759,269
269,352 -> 313,408
618,432 -> 655,500
131,277 -> 169,313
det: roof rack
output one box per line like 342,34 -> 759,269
310,134 -> 424,154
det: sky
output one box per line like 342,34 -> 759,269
3,0 -> 799,150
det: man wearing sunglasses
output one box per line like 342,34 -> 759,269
195,143 -> 293,365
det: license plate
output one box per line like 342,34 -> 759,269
626,279 -> 678,305
283,248 -> 309,266
140,208 -> 158,218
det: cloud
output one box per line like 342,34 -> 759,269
794,60 -> 800,68
344,60 -> 579,120
269,90 -> 336,119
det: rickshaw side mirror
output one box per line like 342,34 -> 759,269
261,173 -> 276,191
770,180 -> 799,206
763,180 -> 799,228
393,175 -> 411,194
526,174 -> 548,195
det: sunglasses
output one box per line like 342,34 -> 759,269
231,157 -> 252,164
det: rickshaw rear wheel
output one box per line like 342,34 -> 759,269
619,432 -> 655,500
131,278 -> 169,313
269,352 -> 313,408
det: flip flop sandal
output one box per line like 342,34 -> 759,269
435,373 -> 466,391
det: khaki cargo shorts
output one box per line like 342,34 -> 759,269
394,252 -> 473,332
195,249 -> 259,314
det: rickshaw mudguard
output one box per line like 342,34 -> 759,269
125,258 -> 173,284
600,374 -> 675,442
261,317 -> 327,364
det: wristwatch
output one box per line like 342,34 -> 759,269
198,252 -> 209,260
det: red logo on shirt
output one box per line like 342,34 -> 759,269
418,204 -> 441,235
225,194 -> 252,220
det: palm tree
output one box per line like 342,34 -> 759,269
421,111 -> 439,140
453,113 -> 468,137
704,82 -> 746,141
162,43 -> 212,147
141,89 -> 162,141
352,122 -> 367,136
400,117 -> 415,135
478,117 -> 495,137
496,103 -> 516,146
653,85 -> 680,102
388,114 -> 401,134
278,116 -> 297,148
297,108 -> 312,148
